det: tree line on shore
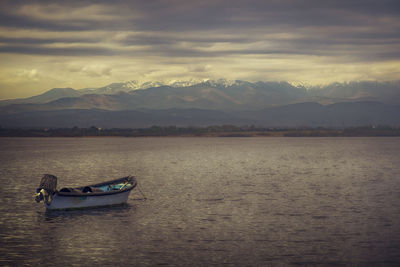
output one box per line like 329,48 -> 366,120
0,125 -> 399,137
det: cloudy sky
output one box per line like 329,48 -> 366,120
0,0 -> 399,99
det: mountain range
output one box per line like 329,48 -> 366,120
1,80 -> 399,128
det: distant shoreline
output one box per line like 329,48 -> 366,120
1,126 -> 400,137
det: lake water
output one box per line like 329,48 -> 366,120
0,137 -> 400,266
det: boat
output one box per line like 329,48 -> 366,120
34,174 -> 137,210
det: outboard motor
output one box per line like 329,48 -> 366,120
35,174 -> 57,204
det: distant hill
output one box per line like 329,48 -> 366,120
2,80 -> 400,108
238,101 -> 400,127
1,102 -> 399,128
0,80 -> 399,128
308,81 -> 400,104
0,108 -> 250,128
0,80 -> 309,110
0,88 -> 82,107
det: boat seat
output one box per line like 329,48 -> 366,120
59,187 -> 80,193
82,186 -> 104,193
60,187 -> 104,194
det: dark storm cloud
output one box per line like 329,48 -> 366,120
0,0 -> 399,62
118,34 -> 251,47
2,0 -> 399,31
0,36 -> 101,45
0,43 -> 291,58
0,2 -> 94,31
118,0 -> 400,31
115,0 -> 400,31
0,45 -> 118,56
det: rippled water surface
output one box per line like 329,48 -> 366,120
1,137 -> 400,266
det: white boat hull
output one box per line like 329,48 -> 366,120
45,190 -> 132,210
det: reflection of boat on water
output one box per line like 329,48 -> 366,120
35,174 -> 137,210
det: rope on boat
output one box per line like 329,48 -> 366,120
119,181 -> 129,190
136,182 -> 147,200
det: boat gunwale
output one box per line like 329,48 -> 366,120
45,202 -> 129,211
55,176 -> 137,197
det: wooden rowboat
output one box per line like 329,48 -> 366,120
35,174 -> 137,210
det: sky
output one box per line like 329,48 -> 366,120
0,0 -> 399,99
